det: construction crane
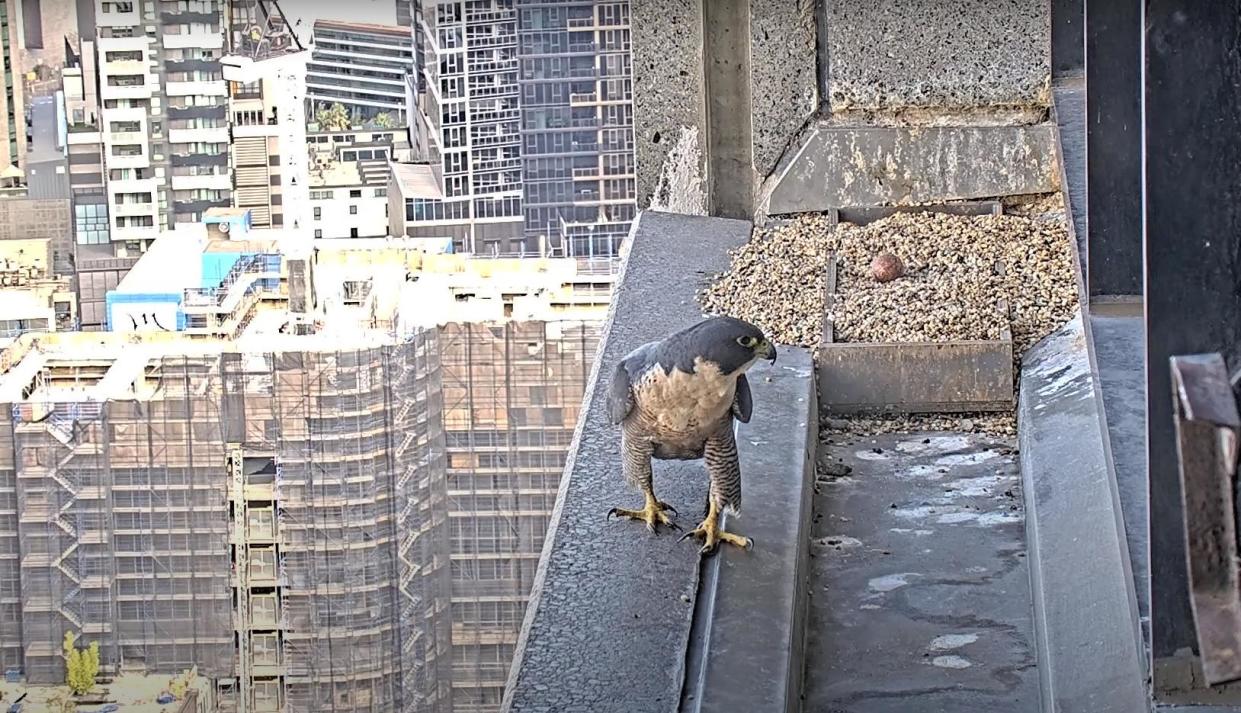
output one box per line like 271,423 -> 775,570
221,0 -> 318,333
221,0 -> 312,253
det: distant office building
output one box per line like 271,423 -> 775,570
308,20 -> 413,128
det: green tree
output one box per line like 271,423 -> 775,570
373,112 -> 394,129
315,102 -> 350,132
63,632 -> 98,696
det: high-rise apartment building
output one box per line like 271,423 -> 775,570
307,20 -> 413,128
515,1 -> 635,258
404,1 -> 526,254
95,0 -> 230,248
0,0 -> 26,178
401,0 -> 635,257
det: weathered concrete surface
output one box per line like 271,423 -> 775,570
750,0 -> 818,180
633,0 -> 818,214
823,0 -> 1051,112
704,0 -> 756,219
1019,311 -> 1148,713
681,349 -> 815,713
504,212 -> 766,713
764,123 -> 1059,215
804,431 -> 1039,712
632,0 -> 706,208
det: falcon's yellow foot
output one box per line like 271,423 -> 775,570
679,506 -> 753,555
606,497 -> 680,534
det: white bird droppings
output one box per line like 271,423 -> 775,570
931,655 -> 973,669
868,573 -> 916,592
930,633 -> 979,651
935,450 -> 1000,467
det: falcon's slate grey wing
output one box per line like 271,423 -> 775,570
731,373 -> 753,424
606,360 -> 634,425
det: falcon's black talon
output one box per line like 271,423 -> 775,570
744,538 -> 755,551
662,503 -> 678,516
667,521 -> 683,533
606,508 -> 618,520
678,531 -> 694,543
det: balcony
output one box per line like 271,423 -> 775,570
171,173 -> 232,191
109,201 -> 156,219
107,131 -> 146,145
110,224 -> 159,242
103,59 -> 146,75
163,31 -> 225,50
100,82 -> 152,101
569,92 -> 599,107
165,79 -> 227,97
105,152 -> 151,170
168,126 -> 230,144
97,7 -> 139,26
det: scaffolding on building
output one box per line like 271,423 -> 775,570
438,321 -> 600,713
0,316 -> 600,713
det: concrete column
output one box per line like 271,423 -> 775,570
631,0 -> 816,217
1145,0 -> 1241,697
1086,0 -> 1142,297
703,0 -> 755,219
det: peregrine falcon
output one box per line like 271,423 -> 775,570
605,316 -> 777,554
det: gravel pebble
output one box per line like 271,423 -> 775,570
700,205 -> 1078,438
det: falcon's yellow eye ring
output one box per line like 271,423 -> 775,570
737,336 -> 758,348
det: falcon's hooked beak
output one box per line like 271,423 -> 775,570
758,338 -> 777,364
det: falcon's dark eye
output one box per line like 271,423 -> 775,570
737,336 -> 758,348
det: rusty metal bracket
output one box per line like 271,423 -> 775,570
1171,353 -> 1241,685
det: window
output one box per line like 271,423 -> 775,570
349,205 -> 357,215
313,207 -> 321,220
105,50 -> 143,62
349,189 -> 361,198
350,227 -> 358,238
314,229 -> 322,238
75,202 -> 110,245
374,187 -> 386,197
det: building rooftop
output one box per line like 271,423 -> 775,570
312,18 -> 411,37
391,162 -> 443,200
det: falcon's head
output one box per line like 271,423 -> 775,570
674,316 -> 777,375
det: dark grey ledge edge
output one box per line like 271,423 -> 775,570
502,210 -> 797,713
680,347 -> 816,713
1019,309 -> 1149,713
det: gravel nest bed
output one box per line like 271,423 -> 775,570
699,208 -> 1079,438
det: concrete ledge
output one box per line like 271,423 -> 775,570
680,348 -> 815,713
1019,310 -> 1148,713
503,212 -> 816,712
504,211 -> 738,713
764,123 -> 1059,215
